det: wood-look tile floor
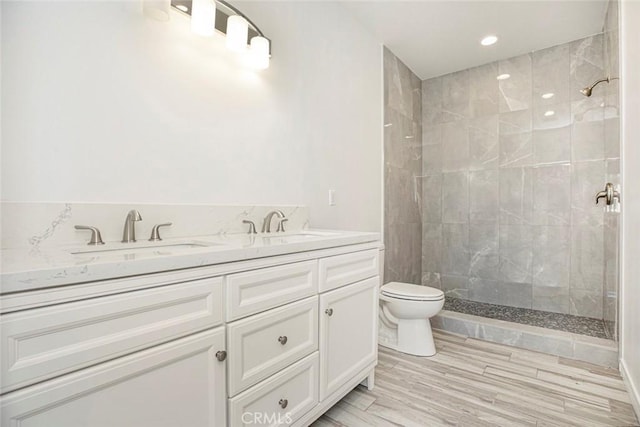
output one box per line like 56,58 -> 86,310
312,331 -> 639,427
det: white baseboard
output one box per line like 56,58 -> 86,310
620,357 -> 640,420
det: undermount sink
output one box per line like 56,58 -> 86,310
70,241 -> 225,256
263,231 -> 341,239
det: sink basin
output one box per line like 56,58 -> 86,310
263,231 -> 341,240
70,241 -> 225,256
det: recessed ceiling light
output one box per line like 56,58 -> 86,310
542,93 -> 555,99
544,110 -> 555,117
481,35 -> 498,46
176,4 -> 189,12
496,73 -> 510,80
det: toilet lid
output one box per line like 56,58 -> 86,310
381,282 -> 444,301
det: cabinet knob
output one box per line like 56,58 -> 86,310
278,336 -> 288,345
215,350 -> 227,361
279,399 -> 288,409
325,308 -> 333,316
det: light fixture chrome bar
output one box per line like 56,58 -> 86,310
170,0 -> 271,54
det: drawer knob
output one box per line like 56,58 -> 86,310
278,336 -> 288,345
279,399 -> 288,409
215,350 -> 227,361
325,308 -> 333,316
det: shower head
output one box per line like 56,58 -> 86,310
580,76 -> 617,97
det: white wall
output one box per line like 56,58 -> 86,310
620,0 -> 640,416
0,1 -> 383,232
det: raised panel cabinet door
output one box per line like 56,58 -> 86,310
1,327 -> 227,427
319,276 -> 379,400
318,249 -> 379,292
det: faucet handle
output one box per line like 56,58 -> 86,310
276,218 -> 289,233
149,223 -> 172,241
75,225 -> 105,245
242,220 -> 257,235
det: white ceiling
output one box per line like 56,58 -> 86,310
341,0 -> 608,80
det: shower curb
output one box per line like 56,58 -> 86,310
432,310 -> 619,368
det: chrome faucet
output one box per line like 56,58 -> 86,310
122,209 -> 142,243
261,210 -> 286,233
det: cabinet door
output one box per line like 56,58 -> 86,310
1,328 -> 227,427
319,277 -> 378,400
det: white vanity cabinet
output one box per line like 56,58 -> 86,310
319,276 -> 378,400
0,241 -> 381,427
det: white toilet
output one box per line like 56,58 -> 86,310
379,282 -> 445,357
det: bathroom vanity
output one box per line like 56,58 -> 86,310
0,230 -> 381,426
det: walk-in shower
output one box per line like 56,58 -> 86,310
382,0 -> 621,358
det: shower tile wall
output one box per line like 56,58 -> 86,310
422,34 -> 614,319
603,0 -> 620,339
384,48 -> 422,285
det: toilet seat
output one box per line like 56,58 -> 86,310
381,282 -> 444,301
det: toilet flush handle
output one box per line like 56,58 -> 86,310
325,308 -> 333,316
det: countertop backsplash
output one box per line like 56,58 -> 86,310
0,202 -> 309,250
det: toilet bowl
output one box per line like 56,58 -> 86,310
379,282 -> 445,356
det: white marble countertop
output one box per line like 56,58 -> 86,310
0,230 -> 381,293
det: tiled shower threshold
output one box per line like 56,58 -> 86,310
444,297 -> 613,340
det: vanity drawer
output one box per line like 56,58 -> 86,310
226,260 -> 317,321
319,249 -> 379,292
229,352 -> 319,427
227,296 -> 318,396
1,277 -> 223,394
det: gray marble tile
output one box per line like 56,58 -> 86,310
441,275 -> 469,299
499,110 -> 532,167
499,225 -> 533,284
499,54 -> 532,113
532,164 -> 571,225
384,222 -> 422,286
571,97 -> 605,161
570,225 -> 604,291
469,62 -> 499,118
469,170 -> 499,223
570,289 -> 604,319
469,224 -> 499,280
532,43 -> 571,106
520,332 -> 574,358
441,223 -> 469,276
422,143 -> 442,174
384,165 -> 421,225
442,69 -> 470,121
532,225 -> 571,288
384,107 -> 422,171
421,271 -> 441,288
442,121 -> 469,171
384,46 -> 420,120
469,115 -> 499,170
478,323 -> 523,346
422,77 -> 443,126
533,102 -> 571,131
421,174 -> 442,223
533,285 -> 570,314
604,116 -> 620,159
468,278 -> 533,309
533,126 -> 571,165
422,222 -> 442,275
570,34 -> 605,102
499,167 -> 533,225
571,161 -> 605,226
442,172 -> 469,224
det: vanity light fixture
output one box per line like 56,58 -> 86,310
542,92 -> 555,99
480,35 -> 498,46
191,0 -> 216,37
226,15 -> 249,52
544,110 -> 555,117
169,0 -> 272,69
496,73 -> 510,80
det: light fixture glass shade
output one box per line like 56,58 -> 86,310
191,0 -> 216,37
143,0 -> 171,21
226,15 -> 249,52
250,36 -> 270,70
